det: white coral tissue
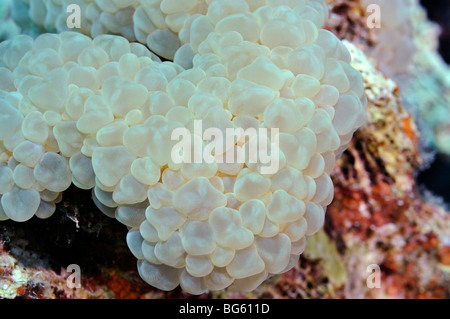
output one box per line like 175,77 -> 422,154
0,0 -> 367,294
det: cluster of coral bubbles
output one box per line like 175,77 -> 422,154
0,0 -> 366,294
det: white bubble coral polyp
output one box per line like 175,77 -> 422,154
0,0 -> 367,294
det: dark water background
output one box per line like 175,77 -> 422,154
417,1 -> 450,205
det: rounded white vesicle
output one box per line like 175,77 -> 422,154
259,218 -> 280,238
94,186 -> 117,208
186,255 -> 214,277
0,164 -> 15,194
196,77 -> 231,104
3,130 -> 25,153
53,121 -> 84,157
13,164 -> 35,189
314,85 -> 340,108
291,237 -> 307,255
33,152 -> 72,192
174,44 -> 195,70
35,200 -> 56,219
260,19 -> 305,49
65,88 -> 94,121
267,190 -> 305,224
234,270 -> 268,292
148,91 -> 174,115
307,109 -> 332,135
179,220 -> 215,255
166,77 -> 196,107
95,176 -> 116,193
304,175 -> 317,201
139,219 -> 160,243
209,207 -> 254,250
147,29 -> 180,60
154,232 -> 185,268
216,13 -> 260,42
304,202 -> 325,236
28,67 -> 69,112
0,199 -> 8,221
283,217 -> 308,242
0,68 -> 15,92
278,128 -> 317,170
137,260 -> 182,291
206,0 -> 248,24
146,206 -> 186,241
0,2 -> 370,294
126,228 -> 145,260
125,109 -> 143,126
228,80 -> 276,117
173,177 -> 227,221
1,186 -> 40,222
166,106 -> 195,128
115,203 -> 146,228
113,174 -> 148,205
225,193 -> 240,210
59,33 -> 92,62
147,183 -> 174,210
93,34 -> 132,62
264,98 -> 304,133
69,152 -> 95,189
130,157 -> 161,186
189,15 -> 215,52
141,240 -> 162,264
46,129 -> 60,154
322,151 -> 336,174
39,189 -> 60,202
291,74 -> 321,99
92,146 -> 135,188
255,234 -> 292,274
96,121 -> 128,147
97,61 -> 121,83
204,267 -> 234,291
118,53 -> 141,80
287,46 -> 325,79
271,167 -> 308,200
78,45 -> 110,69
102,77 -> 148,117
312,174 -> 334,205
208,176 -> 224,194
136,65 -> 168,93
179,269 -> 208,295
233,169 -> 271,202
211,245 -> 235,268
304,153 -> 325,179
237,56 -> 284,91
333,94 -> 364,136
11,142 -> 44,170
68,65 -> 100,90
239,199 -> 266,234
322,58 -> 350,93
0,100 -> 23,140
77,95 -> 114,134
161,169 -> 185,191
22,111 -> 49,145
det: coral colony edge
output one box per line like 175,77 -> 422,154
0,0 -> 367,294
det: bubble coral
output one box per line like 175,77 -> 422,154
361,0 -> 416,77
0,0 -> 366,294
